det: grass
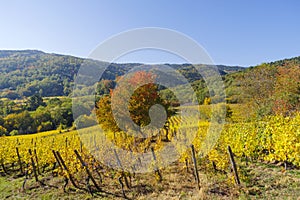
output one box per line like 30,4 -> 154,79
247,163 -> 300,199
0,173 -> 101,200
1,160 -> 300,199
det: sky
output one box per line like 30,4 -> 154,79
0,0 -> 299,67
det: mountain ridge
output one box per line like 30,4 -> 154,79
0,49 -> 299,102
0,50 -> 245,99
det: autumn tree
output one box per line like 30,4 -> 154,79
272,65 -> 300,116
96,71 -> 172,134
239,63 -> 277,118
239,62 -> 300,118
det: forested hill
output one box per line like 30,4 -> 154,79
224,56 -> 300,116
0,50 -> 244,99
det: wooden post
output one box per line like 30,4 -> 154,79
113,149 -> 130,188
284,155 -> 288,170
118,176 -> 126,198
212,161 -> 217,171
191,144 -> 200,190
63,177 -> 69,192
52,150 -> 62,169
16,147 -> 23,174
185,158 -> 189,173
22,170 -> 29,191
34,149 -> 40,175
1,159 -> 8,174
55,151 -> 78,188
151,147 -> 162,182
65,137 -> 68,148
28,149 -> 39,182
245,156 -> 249,166
74,150 -> 101,191
227,146 -> 240,185
86,176 -> 93,196
284,160 -> 288,171
164,121 -> 170,141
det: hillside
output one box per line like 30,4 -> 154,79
0,50 -> 244,99
0,51 -> 300,199
224,56 -> 300,117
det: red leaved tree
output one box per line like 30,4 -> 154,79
96,71 -> 171,133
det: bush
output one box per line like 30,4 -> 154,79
0,125 -> 7,136
37,121 -> 53,132
9,129 -> 19,136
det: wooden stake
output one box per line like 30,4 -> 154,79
16,147 -> 23,174
151,147 -> 162,182
212,161 -> 217,171
28,149 -> 39,182
191,144 -> 200,190
185,158 -> 189,173
118,176 -> 126,198
34,149 -> 40,175
65,137 -> 68,148
22,170 -> 29,191
1,160 -> 8,174
52,150 -> 62,169
55,151 -> 78,188
74,150 -> 101,191
227,146 -> 240,185
113,149 -> 130,188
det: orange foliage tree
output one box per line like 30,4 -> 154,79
96,71 -> 172,133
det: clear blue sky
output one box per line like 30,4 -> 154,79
0,0 -> 299,66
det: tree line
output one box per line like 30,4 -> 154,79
0,95 -> 75,136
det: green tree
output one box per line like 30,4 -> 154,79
0,125 -> 7,136
96,79 -> 116,96
4,111 -> 35,134
50,99 -> 73,128
27,94 -> 45,111
37,121 -> 53,132
33,106 -> 53,130
47,97 -> 62,107
0,116 -> 4,126
9,130 -> 19,136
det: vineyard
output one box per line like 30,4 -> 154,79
0,107 -> 300,199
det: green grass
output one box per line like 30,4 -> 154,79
1,161 -> 300,199
0,174 -> 107,200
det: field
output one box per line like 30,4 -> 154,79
1,161 -> 300,199
0,105 -> 300,199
